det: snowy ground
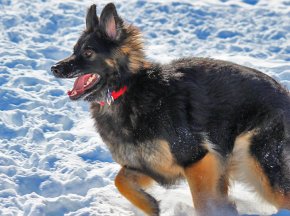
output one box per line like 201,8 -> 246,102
0,0 -> 290,215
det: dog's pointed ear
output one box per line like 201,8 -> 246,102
86,4 -> 99,32
99,3 -> 123,41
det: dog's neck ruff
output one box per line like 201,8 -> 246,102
97,86 -> 128,106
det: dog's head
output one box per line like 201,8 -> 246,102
51,3 -> 147,101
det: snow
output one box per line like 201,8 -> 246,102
0,0 -> 290,215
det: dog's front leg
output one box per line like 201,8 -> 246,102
184,153 -> 238,216
115,167 -> 159,216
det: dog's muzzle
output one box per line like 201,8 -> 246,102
51,55 -> 76,78
51,63 -> 65,78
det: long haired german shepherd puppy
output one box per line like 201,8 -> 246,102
51,3 -> 290,216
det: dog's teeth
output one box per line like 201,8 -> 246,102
70,90 -> 77,96
84,74 -> 98,87
85,78 -> 93,86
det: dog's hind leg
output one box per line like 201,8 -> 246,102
184,152 -> 238,216
114,167 -> 159,216
248,116 -> 290,210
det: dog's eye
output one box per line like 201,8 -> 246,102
83,50 -> 94,58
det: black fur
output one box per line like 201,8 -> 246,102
52,3 -> 290,215
90,57 -> 290,184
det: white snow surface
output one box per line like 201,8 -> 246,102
0,0 -> 290,215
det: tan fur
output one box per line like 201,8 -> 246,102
149,140 -> 184,178
115,167 -> 156,215
202,139 -> 230,195
230,130 -> 290,209
97,136 -> 184,183
248,155 -> 290,209
184,153 -> 226,212
230,130 -> 258,185
105,58 -> 116,68
112,140 -> 183,215
119,25 -> 151,72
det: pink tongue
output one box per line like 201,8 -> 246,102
74,74 -> 91,90
68,74 -> 92,96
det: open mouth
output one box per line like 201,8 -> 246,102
67,73 -> 101,100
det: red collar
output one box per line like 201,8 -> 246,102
111,86 -> 128,100
97,86 -> 127,106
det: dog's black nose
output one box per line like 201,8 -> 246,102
51,64 -> 63,77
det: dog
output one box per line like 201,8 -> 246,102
51,3 -> 290,216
